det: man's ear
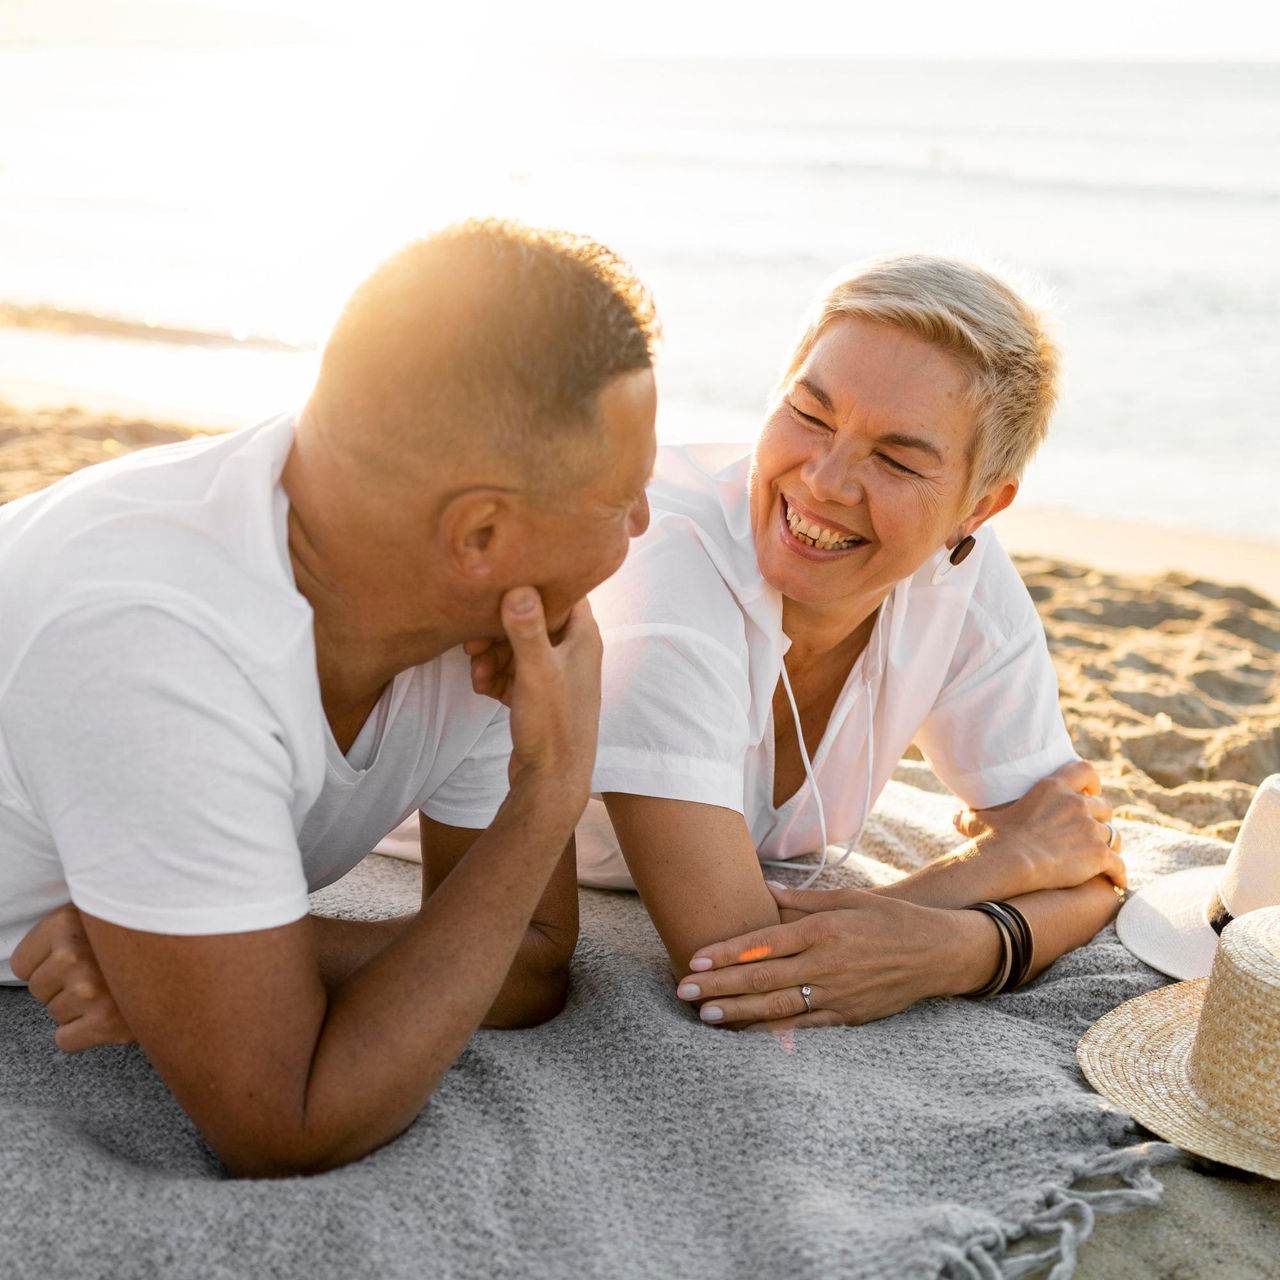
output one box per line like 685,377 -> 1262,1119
438,490 -> 516,581
950,479 -> 1018,547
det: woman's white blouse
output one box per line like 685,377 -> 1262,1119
579,446 -> 1076,888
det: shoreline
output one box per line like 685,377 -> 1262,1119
2,383 -> 1278,599
993,505 -> 1280,606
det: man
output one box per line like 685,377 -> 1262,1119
0,220 -> 659,1176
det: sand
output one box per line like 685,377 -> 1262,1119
4,400 -> 1278,843
0,400 -> 209,503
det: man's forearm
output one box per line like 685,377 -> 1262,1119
310,914 -> 414,989
300,781 -> 586,1154
88,777 -> 585,1180
310,913 -> 570,1027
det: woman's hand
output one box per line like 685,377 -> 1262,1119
10,902 -> 135,1053
950,760 -> 1126,899
674,889 -> 997,1031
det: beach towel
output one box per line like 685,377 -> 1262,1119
0,767 -> 1274,1279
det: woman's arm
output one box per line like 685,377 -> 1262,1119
870,761 -> 1126,910
604,759 -> 1124,1023
602,793 -> 780,977
674,875 -> 1121,1030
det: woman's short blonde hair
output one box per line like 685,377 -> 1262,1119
776,255 -> 1060,504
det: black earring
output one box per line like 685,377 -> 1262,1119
948,535 -> 976,567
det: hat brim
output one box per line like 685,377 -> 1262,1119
1116,866 -> 1223,980
1077,980 -> 1280,1180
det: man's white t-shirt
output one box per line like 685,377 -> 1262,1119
578,446 -> 1076,889
0,415 -> 511,983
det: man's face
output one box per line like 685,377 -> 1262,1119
512,367 -> 657,630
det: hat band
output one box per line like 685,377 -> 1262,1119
1207,888 -> 1234,936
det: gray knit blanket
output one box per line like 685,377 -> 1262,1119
0,771 -> 1217,1279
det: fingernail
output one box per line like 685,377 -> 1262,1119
765,880 -> 786,891
676,983 -> 701,1000
689,957 -> 713,972
700,1005 -> 724,1023
508,589 -> 537,614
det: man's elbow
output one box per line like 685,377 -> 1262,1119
487,957 -> 571,1029
216,1122 -> 407,1180
485,922 -> 576,1029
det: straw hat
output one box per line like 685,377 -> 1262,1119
1077,905 -> 1280,1179
1117,773 -> 1280,979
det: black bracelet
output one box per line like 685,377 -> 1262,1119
996,901 -> 1034,993
965,902 -> 1013,999
979,900 -> 1034,994
965,900 -> 1036,998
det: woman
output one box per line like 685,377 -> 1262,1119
579,254 -> 1125,1030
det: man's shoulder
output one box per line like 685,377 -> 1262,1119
0,415 -> 307,670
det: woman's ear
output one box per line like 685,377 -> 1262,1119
950,479 -> 1018,547
438,490 -> 512,581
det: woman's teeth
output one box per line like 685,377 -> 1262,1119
785,502 -> 863,550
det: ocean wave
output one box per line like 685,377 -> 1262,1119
587,148 -> 1280,204
0,303 -> 313,352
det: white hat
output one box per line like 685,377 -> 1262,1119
1116,774 -> 1280,980
1078,906 -> 1280,1180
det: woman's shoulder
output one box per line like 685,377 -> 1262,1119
906,524 -> 1039,643
963,526 -> 1042,639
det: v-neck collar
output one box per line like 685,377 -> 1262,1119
766,582 -> 899,819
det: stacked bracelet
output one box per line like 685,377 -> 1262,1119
965,901 -> 1035,999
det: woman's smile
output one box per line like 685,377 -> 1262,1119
778,493 -> 870,557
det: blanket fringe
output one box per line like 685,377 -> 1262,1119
938,1142 -> 1184,1280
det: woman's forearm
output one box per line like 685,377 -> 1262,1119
870,841 -> 1003,909
1003,875 -> 1122,981
940,874 -> 1120,998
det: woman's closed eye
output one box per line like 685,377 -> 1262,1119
878,452 -> 922,477
787,401 -> 832,431
787,399 -> 930,478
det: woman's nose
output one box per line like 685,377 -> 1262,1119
803,444 -> 865,506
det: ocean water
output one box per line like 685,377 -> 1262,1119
1,45 -> 1277,539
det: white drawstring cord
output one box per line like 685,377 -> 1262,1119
760,610 -> 884,889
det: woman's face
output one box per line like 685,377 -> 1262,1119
750,316 -> 994,622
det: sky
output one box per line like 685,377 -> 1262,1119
6,0 -> 1280,59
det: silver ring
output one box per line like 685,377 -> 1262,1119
1102,821 -> 1119,850
800,984 -> 813,1014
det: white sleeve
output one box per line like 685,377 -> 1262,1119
586,517 -> 756,813
3,605 -> 310,935
419,706 -> 512,830
914,577 -> 1078,809
591,622 -> 752,813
